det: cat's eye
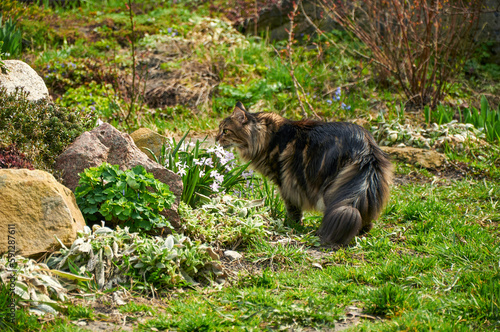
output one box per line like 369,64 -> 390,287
222,129 -> 228,134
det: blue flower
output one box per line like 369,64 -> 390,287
167,27 -> 172,34
341,103 -> 351,110
326,99 -> 332,105
91,106 -> 96,111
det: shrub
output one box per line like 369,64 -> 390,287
0,145 -> 34,170
0,87 -> 96,171
75,163 -> 176,232
323,0 -> 483,109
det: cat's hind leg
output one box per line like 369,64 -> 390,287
284,200 -> 303,225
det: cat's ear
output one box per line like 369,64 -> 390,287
232,102 -> 248,124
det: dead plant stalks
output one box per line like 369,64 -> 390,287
275,0 -> 320,119
319,0 -> 483,110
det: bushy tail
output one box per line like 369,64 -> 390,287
317,148 -> 392,245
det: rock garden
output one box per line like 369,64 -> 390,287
0,0 -> 499,330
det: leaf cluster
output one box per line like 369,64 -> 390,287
75,163 -> 176,232
178,195 -> 270,249
46,225 -> 216,292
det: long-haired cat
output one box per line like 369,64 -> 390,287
216,102 -> 393,245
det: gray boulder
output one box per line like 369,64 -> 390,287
0,60 -> 50,101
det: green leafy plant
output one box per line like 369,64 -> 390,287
424,104 -> 455,125
178,195 -> 270,249
0,87 -> 96,171
0,15 -> 22,58
47,225 -> 217,292
59,81 -> 121,120
75,163 -> 176,232
151,133 -> 250,208
463,96 -> 500,142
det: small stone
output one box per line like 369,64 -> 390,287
224,250 -> 242,260
381,146 -> 447,169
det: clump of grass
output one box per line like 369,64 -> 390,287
67,304 -> 96,320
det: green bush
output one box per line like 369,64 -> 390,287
75,163 -> 176,232
0,87 -> 96,171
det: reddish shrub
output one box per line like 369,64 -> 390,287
0,145 -> 35,170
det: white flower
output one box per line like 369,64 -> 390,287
199,170 -> 205,177
210,170 -> 220,178
177,167 -> 187,176
194,158 -> 203,166
210,181 -> 220,192
204,158 -> 214,167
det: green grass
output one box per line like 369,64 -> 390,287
132,178 -> 500,331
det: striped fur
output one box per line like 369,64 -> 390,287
216,102 -> 393,245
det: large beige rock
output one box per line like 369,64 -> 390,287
55,123 -> 183,227
0,169 -> 86,257
0,60 -> 50,101
130,128 -> 169,160
381,146 -> 447,169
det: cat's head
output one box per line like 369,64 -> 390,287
216,101 -> 254,150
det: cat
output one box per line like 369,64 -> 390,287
216,102 -> 393,245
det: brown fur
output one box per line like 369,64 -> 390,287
216,102 -> 393,245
